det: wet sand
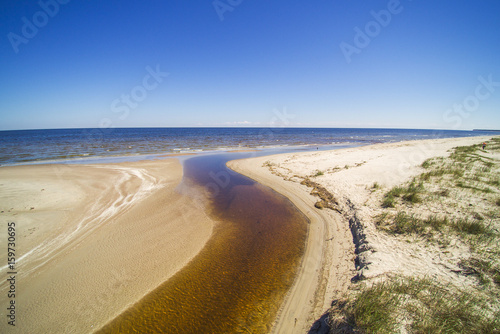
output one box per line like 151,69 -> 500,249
0,154 -> 310,334
0,159 -> 214,333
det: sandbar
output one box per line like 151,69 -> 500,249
0,159 -> 214,333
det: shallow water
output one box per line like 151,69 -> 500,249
98,153 -> 309,333
2,127 -> 493,165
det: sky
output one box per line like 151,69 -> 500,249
1,0 -> 499,131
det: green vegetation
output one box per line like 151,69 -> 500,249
376,211 -> 495,239
382,181 -> 424,208
421,158 -> 432,169
331,138 -> 500,333
378,140 -> 500,241
459,258 -> 500,286
314,170 -> 324,177
382,138 -> 500,208
330,276 -> 500,333
391,211 -> 422,235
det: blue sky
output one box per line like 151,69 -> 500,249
1,0 -> 499,130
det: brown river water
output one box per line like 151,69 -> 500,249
98,153 -> 309,333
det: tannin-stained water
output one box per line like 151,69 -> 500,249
98,154 -> 308,333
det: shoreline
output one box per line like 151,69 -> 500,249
1,134 -> 497,333
228,135 -> 497,333
227,159 -> 354,333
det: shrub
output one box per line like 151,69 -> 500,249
402,192 -> 422,204
421,159 -> 432,169
382,196 -> 396,208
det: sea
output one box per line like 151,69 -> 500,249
0,127 -> 497,166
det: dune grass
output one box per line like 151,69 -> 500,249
331,138 -> 500,333
377,139 -> 499,242
330,276 -> 500,334
382,181 -> 424,208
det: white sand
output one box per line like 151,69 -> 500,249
0,159 -> 214,333
228,135 -> 497,333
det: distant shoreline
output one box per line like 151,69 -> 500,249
473,129 -> 500,132
1,127 -> 495,166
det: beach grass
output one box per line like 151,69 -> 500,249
332,138 -> 500,333
378,140 -> 500,241
381,180 -> 424,208
330,276 -> 500,334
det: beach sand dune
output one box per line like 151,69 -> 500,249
0,159 -> 214,333
229,135 -> 496,333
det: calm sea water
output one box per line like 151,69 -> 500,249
0,127 -> 496,165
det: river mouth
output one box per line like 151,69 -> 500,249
98,153 -> 309,333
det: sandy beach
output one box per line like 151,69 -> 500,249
1,135 -> 497,333
228,135 -> 498,333
0,159 -> 214,333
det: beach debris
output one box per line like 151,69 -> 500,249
300,178 -> 341,212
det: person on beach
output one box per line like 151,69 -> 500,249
482,142 -> 487,150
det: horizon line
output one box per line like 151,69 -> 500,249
0,126 -> 488,132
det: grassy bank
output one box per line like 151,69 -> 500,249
329,137 -> 500,333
